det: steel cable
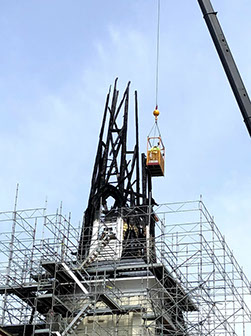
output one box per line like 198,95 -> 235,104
155,0 -> 161,108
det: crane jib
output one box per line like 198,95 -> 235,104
197,0 -> 251,137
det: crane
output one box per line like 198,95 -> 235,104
197,0 -> 251,137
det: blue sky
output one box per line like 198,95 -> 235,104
0,1 -> 251,278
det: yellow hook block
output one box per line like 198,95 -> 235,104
153,108 -> 160,121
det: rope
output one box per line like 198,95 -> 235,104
156,120 -> 161,137
148,121 -> 162,138
148,122 -> 156,137
155,0 -> 161,108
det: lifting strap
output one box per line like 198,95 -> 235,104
148,119 -> 162,138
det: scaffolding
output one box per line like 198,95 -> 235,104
0,199 -> 250,335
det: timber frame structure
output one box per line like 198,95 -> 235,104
78,79 -> 155,260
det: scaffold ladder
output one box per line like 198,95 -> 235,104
78,230 -> 116,269
62,303 -> 93,335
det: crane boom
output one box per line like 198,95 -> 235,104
197,0 -> 251,137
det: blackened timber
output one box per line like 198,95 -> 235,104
114,83 -> 130,122
119,85 -> 129,194
78,79 -> 154,259
135,91 -> 140,205
100,83 -> 118,190
141,154 -> 147,204
125,148 -> 137,206
79,89 -> 111,257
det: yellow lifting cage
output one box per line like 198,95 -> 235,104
146,136 -> 165,177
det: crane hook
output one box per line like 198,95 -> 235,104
153,105 -> 160,122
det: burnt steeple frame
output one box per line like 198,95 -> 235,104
78,79 -> 155,259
